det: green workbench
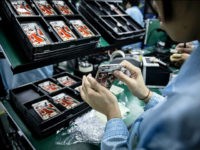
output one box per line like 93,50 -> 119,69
2,84 -> 160,150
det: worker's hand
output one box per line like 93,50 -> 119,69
170,53 -> 190,66
170,42 -> 193,66
114,60 -> 152,103
175,42 -> 193,54
80,74 -> 121,120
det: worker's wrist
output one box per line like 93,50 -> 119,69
106,105 -> 122,121
139,88 -> 152,103
143,90 -> 152,103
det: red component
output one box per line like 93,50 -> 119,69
75,24 -> 92,37
14,4 -> 33,15
38,4 -> 56,15
61,79 -> 76,86
28,33 -> 44,44
57,5 -> 73,15
56,26 -> 75,40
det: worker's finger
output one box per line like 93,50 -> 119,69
171,53 -> 182,58
114,70 -> 133,84
82,76 -> 87,94
82,75 -> 86,88
84,76 -> 100,96
181,53 -> 190,60
82,75 -> 91,94
176,42 -> 193,48
79,86 -> 87,102
87,75 -> 105,92
120,60 -> 141,75
176,47 -> 192,53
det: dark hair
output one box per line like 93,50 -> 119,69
162,0 -> 173,21
123,0 -> 140,7
146,0 -> 173,21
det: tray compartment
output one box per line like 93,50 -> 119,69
52,72 -> 81,88
49,87 -> 87,112
34,77 -> 63,93
0,0 -> 39,21
85,0 -> 107,16
113,16 -> 136,32
10,84 -> 44,107
50,0 -> 78,15
98,1 -> 122,15
33,0 -> 58,16
65,15 -> 100,41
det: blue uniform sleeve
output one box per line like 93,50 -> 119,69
101,92 -> 165,150
101,118 -> 129,150
144,92 -> 165,111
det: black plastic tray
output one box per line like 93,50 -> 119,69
0,0 -> 40,22
79,0 -> 145,44
9,72 -> 90,138
0,0 -> 101,61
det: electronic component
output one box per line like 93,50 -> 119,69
35,0 -> 57,16
32,100 -> 60,120
50,21 -> 77,41
52,93 -> 79,109
70,20 -> 94,38
57,75 -> 77,87
21,22 -> 50,47
38,81 -> 61,93
53,0 -> 73,15
11,0 -> 35,16
95,64 -> 131,88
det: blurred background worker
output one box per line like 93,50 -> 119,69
123,0 -> 144,27
170,41 -> 199,66
122,0 -> 144,50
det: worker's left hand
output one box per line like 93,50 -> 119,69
80,74 -> 121,120
170,53 -> 190,66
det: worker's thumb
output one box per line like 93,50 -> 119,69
114,70 -> 131,84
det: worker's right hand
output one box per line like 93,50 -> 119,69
114,60 -> 152,103
175,42 -> 193,54
80,74 -> 121,120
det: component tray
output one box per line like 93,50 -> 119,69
0,0 -> 100,61
10,72 -> 90,138
79,0 -> 145,44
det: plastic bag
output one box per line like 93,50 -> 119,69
55,110 -> 106,145
55,103 -> 130,145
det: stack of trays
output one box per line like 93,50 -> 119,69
1,0 -> 100,61
79,0 -> 145,44
10,72 -> 90,137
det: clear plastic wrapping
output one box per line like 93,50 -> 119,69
55,110 -> 106,145
55,102 -> 130,145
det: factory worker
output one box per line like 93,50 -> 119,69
80,0 -> 200,149
123,0 -> 144,27
122,0 -> 144,50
